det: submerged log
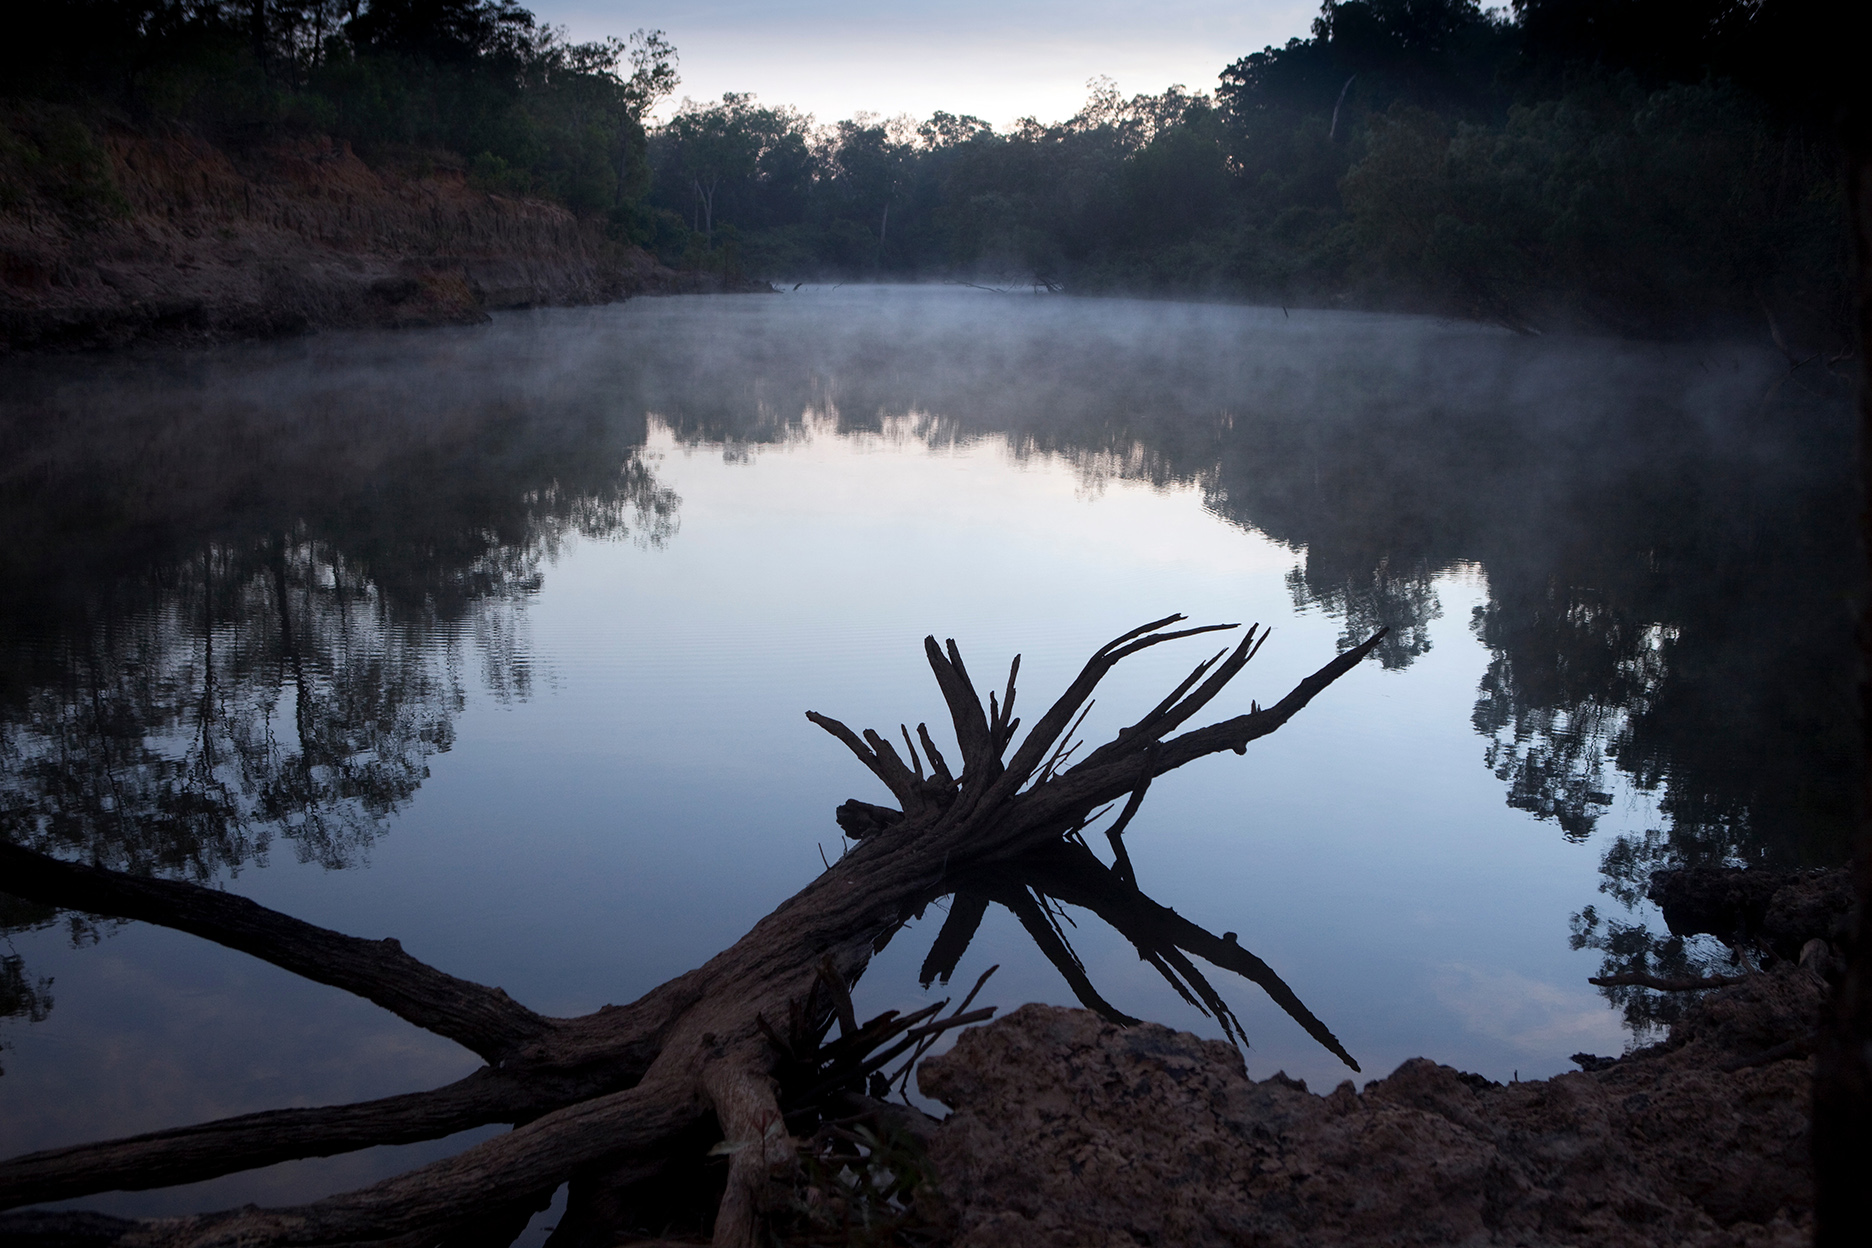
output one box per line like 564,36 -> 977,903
0,617 -> 1384,1247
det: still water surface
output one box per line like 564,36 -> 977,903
0,286 -> 1858,1217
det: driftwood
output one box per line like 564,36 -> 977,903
0,617 -> 1383,1247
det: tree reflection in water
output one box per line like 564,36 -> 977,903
602,302 -> 1859,1040
0,340 -> 681,1054
5,541 -> 463,879
1219,381 -> 1856,1034
0,302 -> 1858,1054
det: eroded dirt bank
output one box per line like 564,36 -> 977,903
0,111 -> 748,353
916,967 -> 1820,1248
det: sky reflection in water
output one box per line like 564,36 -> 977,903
0,286 -> 1856,1218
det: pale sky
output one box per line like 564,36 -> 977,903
527,1 -> 1322,128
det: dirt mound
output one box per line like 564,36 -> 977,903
919,967 -> 1820,1247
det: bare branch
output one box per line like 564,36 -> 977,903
22,1074 -> 702,1248
1128,627 -> 1268,751
898,725 -> 925,781
915,722 -> 955,790
0,1068 -> 546,1210
1101,756 -> 1154,887
1126,645 -> 1230,738
805,712 -> 896,794
1028,699 -> 1096,790
0,843 -> 554,1063
1,619 -> 1385,1246
1095,613 -> 1192,653
923,636 -> 993,768
993,655 -> 1021,751
1148,629 -> 1388,774
990,619 -> 1239,802
1152,944 -> 1248,1046
860,728 -> 922,805
1018,629 -> 1388,835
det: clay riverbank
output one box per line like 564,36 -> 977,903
895,869 -> 1836,1248
0,108 -> 755,354
916,971 -> 1815,1248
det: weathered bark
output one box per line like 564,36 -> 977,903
0,618 -> 1384,1246
701,1061 -> 790,1248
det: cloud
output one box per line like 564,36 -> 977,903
530,1 -> 1320,127
1432,963 -> 1629,1057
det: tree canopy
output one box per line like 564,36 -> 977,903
3,2 -> 678,214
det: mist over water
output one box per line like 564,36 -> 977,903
0,287 -> 1857,1217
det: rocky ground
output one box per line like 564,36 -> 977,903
0,108 -> 758,353
918,967 -> 1817,1248
902,869 -> 1843,1248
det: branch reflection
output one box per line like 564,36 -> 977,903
922,839 -> 1360,1071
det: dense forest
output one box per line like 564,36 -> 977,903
0,0 -> 1854,338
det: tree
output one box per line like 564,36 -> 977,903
0,617 -> 1383,1246
660,95 -> 764,245
344,0 -> 536,63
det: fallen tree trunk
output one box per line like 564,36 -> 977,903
0,617 -> 1383,1247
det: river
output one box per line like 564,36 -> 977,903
0,285 -> 1857,1220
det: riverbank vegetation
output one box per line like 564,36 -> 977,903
4,1 -> 676,215
639,0 -> 1848,340
0,1 -> 1853,337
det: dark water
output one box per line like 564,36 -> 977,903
0,287 -> 1858,1218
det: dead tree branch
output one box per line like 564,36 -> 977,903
0,843 -> 554,1063
0,618 -> 1383,1246
0,1070 -> 538,1208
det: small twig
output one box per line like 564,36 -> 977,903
992,655 -> 1020,747
915,723 -> 952,788
887,964 -> 1001,1096
899,725 -> 924,781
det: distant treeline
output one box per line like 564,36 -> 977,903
636,0 -> 1848,338
1,1 -> 1853,338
